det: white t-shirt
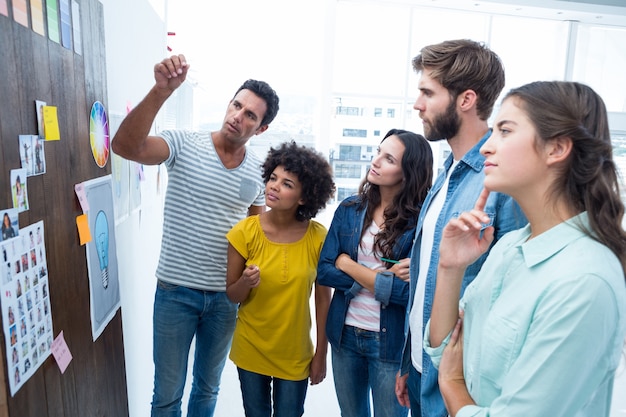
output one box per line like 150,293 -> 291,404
409,160 -> 458,371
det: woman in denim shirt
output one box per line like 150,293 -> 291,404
318,129 -> 433,417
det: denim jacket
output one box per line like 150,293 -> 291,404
317,195 -> 415,363
400,131 -> 527,417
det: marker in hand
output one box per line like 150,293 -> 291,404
381,257 -> 400,264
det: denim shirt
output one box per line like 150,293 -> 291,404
400,131 -> 527,417
318,195 -> 415,363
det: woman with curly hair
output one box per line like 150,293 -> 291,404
317,129 -> 433,417
226,141 -> 336,417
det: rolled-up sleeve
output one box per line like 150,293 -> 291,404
373,271 -> 394,305
423,319 -> 451,369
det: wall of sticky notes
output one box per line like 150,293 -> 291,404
0,1 -> 128,416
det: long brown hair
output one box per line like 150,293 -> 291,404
506,81 -> 626,274
355,129 -> 433,264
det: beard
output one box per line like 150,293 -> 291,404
423,99 -> 461,142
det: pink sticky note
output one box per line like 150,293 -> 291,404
51,331 -> 73,374
74,183 -> 90,212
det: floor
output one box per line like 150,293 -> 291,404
188,340 -> 342,417
182,334 -> 626,417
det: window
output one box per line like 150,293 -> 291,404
339,145 -> 361,161
337,187 -> 357,201
333,2 -> 412,97
573,25 -> 626,112
342,129 -> 367,138
334,163 -> 362,178
490,16 -> 569,105
336,106 -> 361,116
333,0 -> 626,212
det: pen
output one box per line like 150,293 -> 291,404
380,257 -> 400,264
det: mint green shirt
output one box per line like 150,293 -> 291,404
425,212 -> 626,417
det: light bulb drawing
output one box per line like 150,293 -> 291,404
94,210 -> 109,289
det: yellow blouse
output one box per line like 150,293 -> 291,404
226,215 -> 327,380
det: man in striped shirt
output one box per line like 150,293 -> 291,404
111,54 -> 279,417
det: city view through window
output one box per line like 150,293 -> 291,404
166,0 -> 626,219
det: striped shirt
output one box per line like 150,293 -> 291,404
345,220 -> 384,331
156,130 -> 265,291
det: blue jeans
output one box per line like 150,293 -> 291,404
237,367 -> 308,417
331,325 -> 408,417
151,280 -> 237,417
407,365 -> 422,417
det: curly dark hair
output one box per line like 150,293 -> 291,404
262,141 -> 336,221
234,80 -> 280,126
352,129 -> 433,265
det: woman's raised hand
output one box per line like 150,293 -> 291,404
438,188 -> 495,271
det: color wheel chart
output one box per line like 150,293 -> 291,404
89,101 -> 110,168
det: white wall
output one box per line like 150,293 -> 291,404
101,1 -> 167,416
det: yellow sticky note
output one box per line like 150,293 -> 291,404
43,105 -> 61,141
76,214 -> 92,245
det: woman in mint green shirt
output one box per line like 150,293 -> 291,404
426,81 -> 626,417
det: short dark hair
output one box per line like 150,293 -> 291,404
261,141 -> 335,221
234,80 -> 280,126
412,39 -> 505,120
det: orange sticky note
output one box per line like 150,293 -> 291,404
76,214 -> 92,245
43,105 -> 61,141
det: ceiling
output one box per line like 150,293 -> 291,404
388,0 -> 626,27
